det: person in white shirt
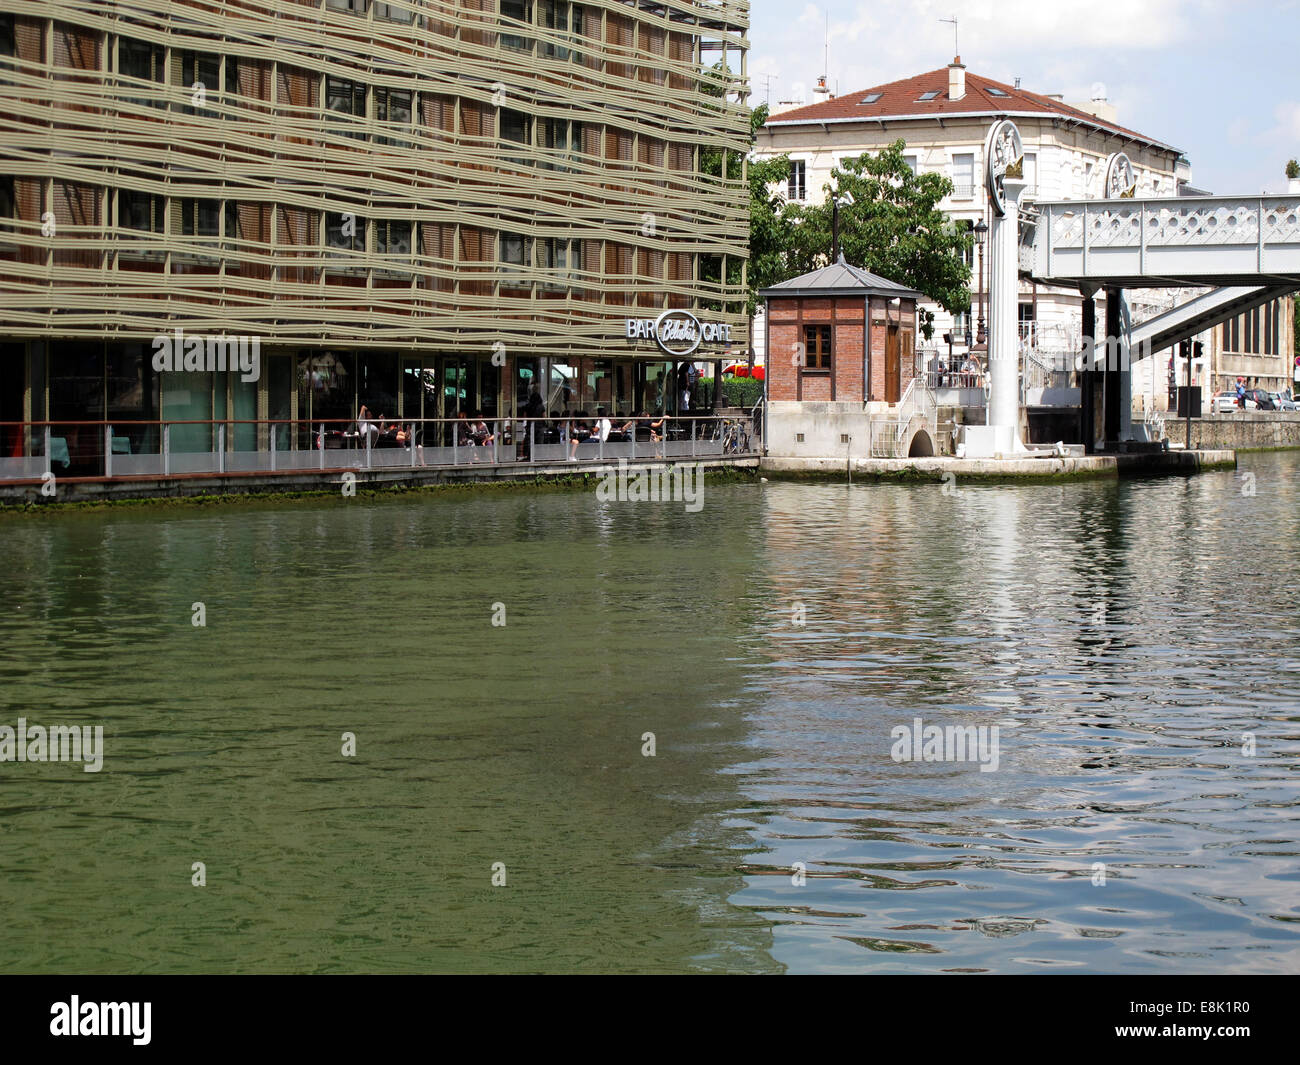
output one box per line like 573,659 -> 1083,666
594,409 -> 612,443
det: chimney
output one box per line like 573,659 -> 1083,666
948,56 -> 966,100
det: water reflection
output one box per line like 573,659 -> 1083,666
0,454 -> 1298,973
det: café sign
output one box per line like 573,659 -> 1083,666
625,310 -> 733,357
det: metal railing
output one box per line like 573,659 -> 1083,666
0,413 -> 760,483
869,377 -> 938,458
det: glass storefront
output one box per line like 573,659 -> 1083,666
2,339 -> 729,476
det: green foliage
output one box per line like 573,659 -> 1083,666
1287,159 -> 1300,180
718,375 -> 765,408
781,140 -> 973,339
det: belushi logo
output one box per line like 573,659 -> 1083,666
625,310 -> 734,357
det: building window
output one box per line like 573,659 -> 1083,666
0,15 -> 14,63
539,117 -> 572,168
501,108 -> 532,150
181,198 -> 220,237
375,1 -> 414,23
957,218 -> 974,270
119,189 -> 163,232
1022,151 -> 1037,197
499,231 -> 532,269
376,219 -> 411,257
326,211 -> 365,252
951,153 -> 974,198
501,0 -> 533,52
375,86 -> 412,146
903,155 -> 918,175
803,324 -> 832,370
538,237 -> 575,289
179,52 -> 220,116
540,0 -> 569,60
326,0 -> 370,13
1018,303 -> 1035,343
788,159 -> 806,202
119,37 -> 165,108
326,76 -> 366,139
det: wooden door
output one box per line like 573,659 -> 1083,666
885,325 -> 901,404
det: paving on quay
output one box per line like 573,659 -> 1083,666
761,449 -> 1238,482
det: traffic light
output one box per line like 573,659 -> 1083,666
1179,339 -> 1191,361
1192,341 -> 1204,361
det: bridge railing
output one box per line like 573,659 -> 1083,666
1029,193 -> 1300,282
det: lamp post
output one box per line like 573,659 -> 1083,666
973,216 -> 989,345
831,189 -> 855,263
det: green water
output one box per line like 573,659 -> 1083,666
2,454 -> 1299,973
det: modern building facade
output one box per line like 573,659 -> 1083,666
0,0 -> 750,476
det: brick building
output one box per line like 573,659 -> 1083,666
761,258 -> 925,458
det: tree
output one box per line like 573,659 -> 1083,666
782,140 -> 972,339
743,104 -> 794,317
1287,159 -> 1299,180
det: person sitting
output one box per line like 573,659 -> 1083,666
470,412 -> 493,446
568,416 -> 593,461
357,405 -> 380,448
594,408 -> 612,444
455,411 -> 476,448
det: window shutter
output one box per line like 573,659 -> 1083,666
15,16 -> 43,63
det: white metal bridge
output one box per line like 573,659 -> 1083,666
1026,194 -> 1300,289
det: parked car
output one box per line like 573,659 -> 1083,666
1270,391 -> 1297,411
1210,391 -> 1240,414
1244,389 -> 1276,410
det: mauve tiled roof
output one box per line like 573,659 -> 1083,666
760,259 -> 923,299
765,66 -> 1179,154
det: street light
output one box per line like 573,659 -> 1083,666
832,189 -> 855,263
973,217 -> 989,345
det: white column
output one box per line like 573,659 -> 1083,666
985,178 -> 1027,453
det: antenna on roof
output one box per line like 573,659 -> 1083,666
758,72 -> 779,106
939,15 -> 958,58
823,9 -> 829,83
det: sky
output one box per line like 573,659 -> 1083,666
747,0 -> 1300,195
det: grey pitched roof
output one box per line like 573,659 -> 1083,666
759,258 -> 924,300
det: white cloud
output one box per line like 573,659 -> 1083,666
751,0 -> 1224,106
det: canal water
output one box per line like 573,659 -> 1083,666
2,453 -> 1298,974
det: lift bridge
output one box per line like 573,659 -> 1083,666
1022,192 -> 1300,449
